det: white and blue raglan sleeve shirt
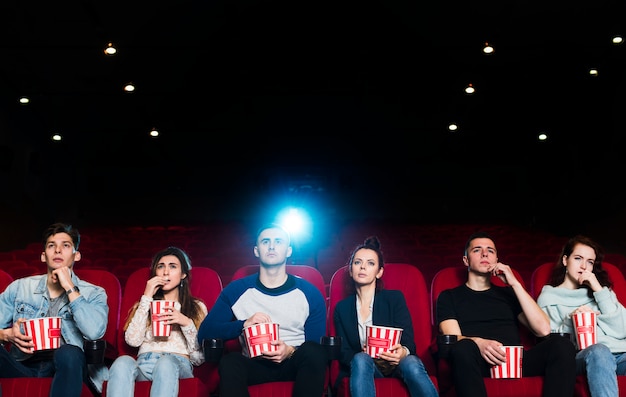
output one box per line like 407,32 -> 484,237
198,273 -> 326,356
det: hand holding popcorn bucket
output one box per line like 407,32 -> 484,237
490,346 -> 523,379
243,322 -> 280,358
23,317 -> 62,351
365,325 -> 403,358
573,311 -> 597,350
151,300 -> 177,337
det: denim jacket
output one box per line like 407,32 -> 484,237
0,272 -> 109,389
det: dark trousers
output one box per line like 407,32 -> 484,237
450,336 -> 576,397
0,344 -> 87,397
218,341 -> 328,397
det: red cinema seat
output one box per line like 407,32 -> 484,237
327,263 -> 439,397
0,269 -> 121,397
431,266 -> 543,397
102,266 -> 223,397
227,264 -> 329,396
531,261 -> 626,397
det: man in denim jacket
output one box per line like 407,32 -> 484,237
0,223 -> 109,397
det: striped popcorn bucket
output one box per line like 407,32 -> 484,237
244,323 -> 279,358
490,346 -> 523,379
151,300 -> 176,337
365,325 -> 403,358
23,317 -> 62,351
573,311 -> 597,350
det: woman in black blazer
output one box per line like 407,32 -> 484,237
333,236 -> 438,397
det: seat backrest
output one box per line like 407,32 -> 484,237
531,261 -> 626,303
124,257 -> 152,270
0,269 -> 14,291
529,262 -> 554,300
327,263 -> 436,385
0,252 -> 15,261
231,264 -> 327,302
0,259 -> 36,280
118,267 -> 223,358
75,269 -> 122,362
93,257 -> 126,270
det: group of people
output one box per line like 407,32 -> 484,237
0,222 -> 625,397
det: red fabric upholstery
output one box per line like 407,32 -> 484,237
327,263 -> 439,397
0,269 -> 121,397
76,269 -> 122,363
1,259 -> 38,279
531,261 -> 626,397
245,381 -> 294,397
227,264 -> 329,396
102,266 -> 223,397
0,378 -> 94,397
0,269 -> 13,291
430,266 -> 540,397
529,262 -> 556,300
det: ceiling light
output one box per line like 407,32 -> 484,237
448,123 -> 458,131
483,42 -> 494,54
104,42 -> 117,55
465,83 -> 475,94
51,134 -> 62,141
612,36 -> 623,45
150,128 -> 159,137
589,69 -> 599,77
19,97 -> 30,104
124,83 -> 135,92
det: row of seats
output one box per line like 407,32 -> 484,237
2,260 -> 625,396
0,221 -> 581,280
3,248 -> 626,302
4,220 -> 626,291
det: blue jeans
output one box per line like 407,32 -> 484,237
0,344 -> 87,397
349,352 -> 438,397
576,343 -> 626,397
106,352 -> 194,397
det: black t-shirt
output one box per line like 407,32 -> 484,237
436,284 -> 523,346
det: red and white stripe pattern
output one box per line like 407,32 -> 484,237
244,323 -> 279,358
151,300 -> 176,337
366,325 -> 403,358
573,312 -> 597,350
24,317 -> 62,351
490,346 -> 523,379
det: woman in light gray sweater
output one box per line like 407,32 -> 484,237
537,235 -> 626,397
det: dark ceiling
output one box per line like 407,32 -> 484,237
1,0 -> 626,238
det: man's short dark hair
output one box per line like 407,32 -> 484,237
464,231 -> 494,256
42,223 -> 80,250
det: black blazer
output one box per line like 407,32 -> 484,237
333,289 -> 416,382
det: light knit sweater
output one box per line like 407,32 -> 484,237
537,285 -> 626,353
125,295 -> 207,366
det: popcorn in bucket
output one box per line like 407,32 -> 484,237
151,300 -> 177,337
244,323 -> 279,358
490,346 -> 523,379
573,311 -> 597,350
23,317 -> 62,351
365,325 -> 403,358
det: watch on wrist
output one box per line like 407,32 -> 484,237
66,286 -> 80,295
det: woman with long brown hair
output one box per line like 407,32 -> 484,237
106,246 -> 207,397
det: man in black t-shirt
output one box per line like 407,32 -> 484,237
436,231 -> 576,397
